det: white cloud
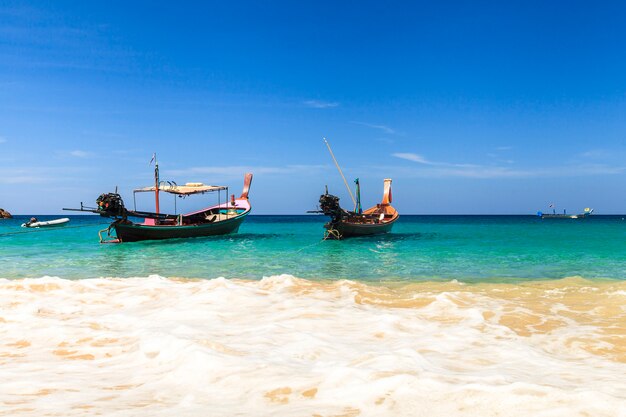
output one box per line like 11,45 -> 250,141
303,100 -> 339,109
391,153 -> 625,179
0,165 -> 92,184
0,137 -> 6,144
496,146 -> 512,151
392,153 -> 431,164
376,137 -> 395,144
392,152 -> 478,168
68,150 -> 94,158
580,149 -> 610,159
165,164 -> 329,178
410,166 -> 532,179
0,168 -> 54,184
352,121 -> 396,135
487,152 -> 515,164
0,175 -> 48,184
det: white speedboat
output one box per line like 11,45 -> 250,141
21,218 -> 70,228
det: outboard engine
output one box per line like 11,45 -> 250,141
319,191 -> 347,224
95,193 -> 127,217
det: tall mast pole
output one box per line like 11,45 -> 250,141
323,137 -> 356,207
153,153 -> 160,217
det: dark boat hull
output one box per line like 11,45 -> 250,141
326,217 -> 398,238
540,214 -> 591,219
114,213 -> 247,242
317,178 -> 398,239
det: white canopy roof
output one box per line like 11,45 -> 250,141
134,182 -> 227,196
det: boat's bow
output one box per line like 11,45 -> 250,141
231,173 -> 253,213
362,178 -> 399,222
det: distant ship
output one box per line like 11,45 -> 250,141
537,207 -> 593,219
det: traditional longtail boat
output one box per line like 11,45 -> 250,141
311,138 -> 399,239
318,179 -> 399,239
65,156 -> 252,243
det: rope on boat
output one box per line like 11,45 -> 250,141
0,223 -> 109,238
98,221 -> 120,243
292,238 -> 325,253
323,228 -> 342,240
291,228 -> 342,253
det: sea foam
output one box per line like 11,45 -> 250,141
0,275 -> 624,416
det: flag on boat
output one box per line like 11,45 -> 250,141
354,178 -> 362,214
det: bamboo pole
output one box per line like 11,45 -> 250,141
323,138 -> 356,207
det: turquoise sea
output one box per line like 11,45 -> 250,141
2,215 -> 626,417
2,214 -> 625,281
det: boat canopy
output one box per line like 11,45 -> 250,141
134,182 -> 227,195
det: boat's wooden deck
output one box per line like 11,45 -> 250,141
141,211 -> 242,226
204,212 -> 240,222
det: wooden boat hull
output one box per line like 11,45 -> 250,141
326,216 -> 398,238
104,174 -> 253,243
319,178 -> 399,239
114,212 -> 248,242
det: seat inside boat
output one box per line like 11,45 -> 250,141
202,211 -> 241,222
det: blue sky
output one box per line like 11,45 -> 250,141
1,1 -> 626,214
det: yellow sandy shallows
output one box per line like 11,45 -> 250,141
0,275 -> 625,417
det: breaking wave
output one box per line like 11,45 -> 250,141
0,275 -> 625,416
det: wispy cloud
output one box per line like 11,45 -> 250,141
303,100 -> 339,109
351,121 -> 396,135
392,152 -> 478,168
68,150 -> 94,158
0,166 -> 89,184
80,130 -> 126,139
496,146 -> 512,151
487,151 -> 514,164
0,175 -> 48,184
580,149 -> 610,159
165,164 -> 329,179
375,137 -> 396,144
389,165 -> 533,179
0,137 -> 6,144
391,153 -> 625,179
392,153 -> 430,164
